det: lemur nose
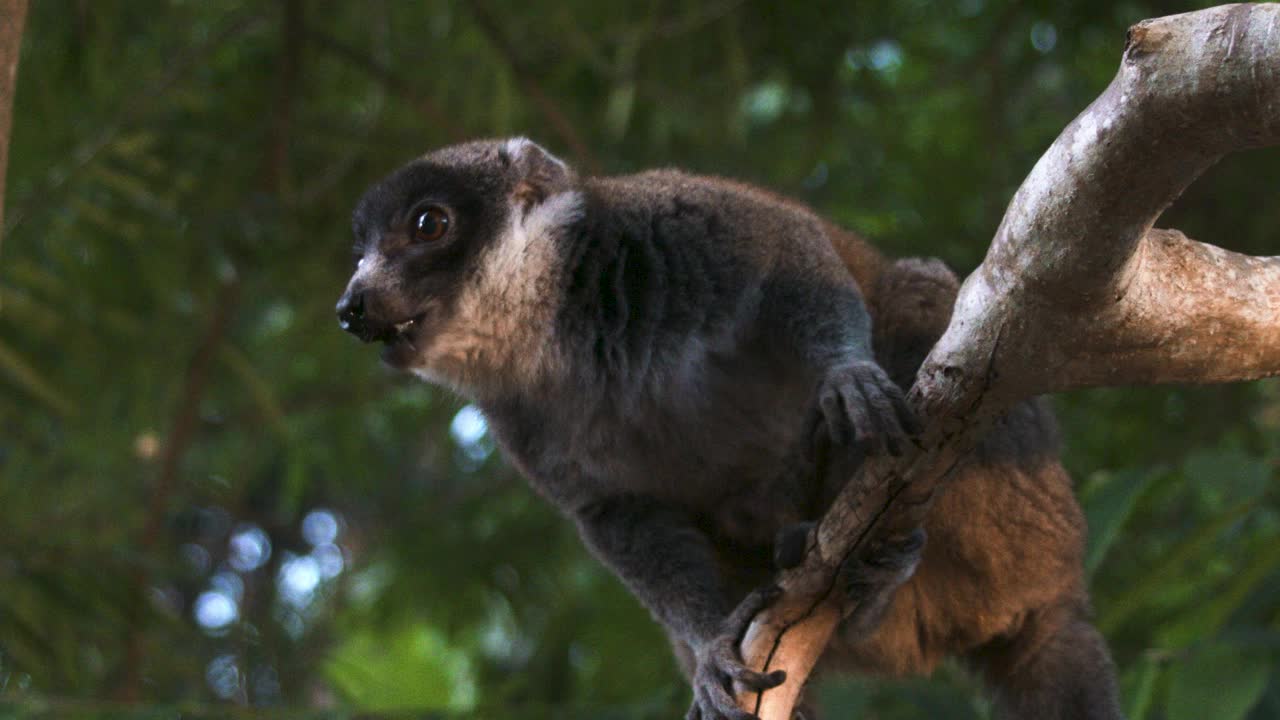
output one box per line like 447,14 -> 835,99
336,291 -> 366,337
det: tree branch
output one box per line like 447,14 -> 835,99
736,5 -> 1280,718
1027,227 -> 1280,390
0,0 -> 26,255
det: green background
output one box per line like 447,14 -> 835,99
2,1 -> 1279,718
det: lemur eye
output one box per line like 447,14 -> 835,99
414,206 -> 450,242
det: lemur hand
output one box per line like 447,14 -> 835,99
811,360 -> 919,456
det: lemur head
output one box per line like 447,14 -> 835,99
337,138 -> 580,392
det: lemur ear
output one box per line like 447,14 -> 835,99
502,138 -> 574,209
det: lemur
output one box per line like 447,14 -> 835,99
336,138 -> 1122,720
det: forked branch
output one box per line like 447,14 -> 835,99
736,5 -> 1280,719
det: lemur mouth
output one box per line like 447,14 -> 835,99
383,313 -> 427,346
379,312 -> 428,369
393,317 -> 418,335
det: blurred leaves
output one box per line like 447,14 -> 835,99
1082,467 -> 1157,577
3,0 -> 1280,718
0,338 -> 75,416
1167,643 -> 1270,720
324,624 -> 475,712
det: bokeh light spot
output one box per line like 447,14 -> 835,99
228,524 -> 271,572
205,654 -> 240,699
279,554 -> 321,607
451,405 -> 494,463
1031,22 -> 1058,54
869,40 -> 903,72
194,591 -> 238,631
210,570 -> 244,602
302,509 -> 339,547
313,542 -> 345,579
450,405 -> 488,446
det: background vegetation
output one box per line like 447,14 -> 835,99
3,1 -> 1280,717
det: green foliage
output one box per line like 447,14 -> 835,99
3,1 -> 1279,718
324,624 -> 475,711
1165,641 -> 1272,720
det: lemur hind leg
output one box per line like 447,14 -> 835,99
968,600 -> 1123,720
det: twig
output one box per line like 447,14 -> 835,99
649,0 -> 745,40
467,1 -> 602,174
304,25 -> 466,142
119,279 -> 240,701
292,0 -> 389,206
264,0 -> 304,198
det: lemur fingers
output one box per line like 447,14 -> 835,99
813,360 -> 920,457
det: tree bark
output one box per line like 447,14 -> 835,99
0,0 -> 28,254
736,5 -> 1280,719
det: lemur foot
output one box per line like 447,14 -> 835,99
774,522 -> 924,632
841,527 -> 925,630
686,585 -> 787,720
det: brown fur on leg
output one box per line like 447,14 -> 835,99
969,601 -> 1122,720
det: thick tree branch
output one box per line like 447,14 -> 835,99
928,3 -> 1280,400
737,5 -> 1280,719
1028,228 -> 1280,389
